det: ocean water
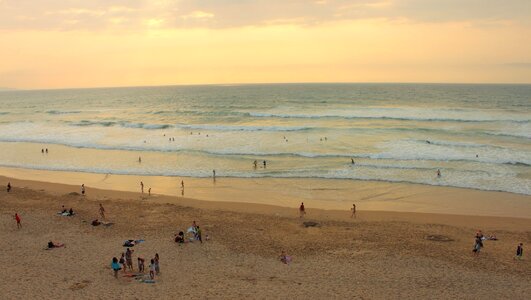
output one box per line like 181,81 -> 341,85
0,83 -> 529,194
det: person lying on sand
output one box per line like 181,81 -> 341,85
47,241 -> 64,249
280,250 -> 292,264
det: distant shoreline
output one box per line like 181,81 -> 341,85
1,166 -> 530,219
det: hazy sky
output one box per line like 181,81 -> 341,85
1,0 -> 530,89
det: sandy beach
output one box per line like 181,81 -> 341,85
1,176 -> 530,299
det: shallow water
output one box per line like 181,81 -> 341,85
0,83 -> 529,194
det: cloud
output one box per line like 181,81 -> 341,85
0,0 -> 529,31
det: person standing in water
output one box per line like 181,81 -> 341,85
213,170 -> 216,181
299,202 -> 306,218
263,160 -> 267,168
253,160 -> 257,169
351,204 -> 356,218
140,181 -> 144,193
437,169 -> 441,177
351,158 -> 355,165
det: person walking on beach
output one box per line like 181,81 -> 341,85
138,156 -> 142,163
351,204 -> 356,218
515,243 -> 523,260
99,204 -> 106,220
213,170 -> 216,180
81,184 -> 85,196
140,181 -> 144,194
181,180 -> 184,190
299,202 -> 306,218
7,182 -> 11,192
14,212 -> 21,229
148,187 -> 151,196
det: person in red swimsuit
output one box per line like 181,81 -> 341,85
14,213 -> 21,229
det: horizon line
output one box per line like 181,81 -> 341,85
2,81 -> 531,92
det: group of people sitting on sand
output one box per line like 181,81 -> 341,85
59,205 -> 75,216
175,221 -> 206,244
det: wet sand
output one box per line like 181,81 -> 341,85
1,166 -> 531,218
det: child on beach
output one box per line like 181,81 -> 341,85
149,259 -> 156,279
111,257 -> 121,278
14,213 -> 21,229
515,243 -> 523,260
299,202 -> 306,218
119,253 -> 126,272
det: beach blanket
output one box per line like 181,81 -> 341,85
57,212 -> 74,216
123,239 -> 145,247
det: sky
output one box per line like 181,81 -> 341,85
0,0 -> 530,89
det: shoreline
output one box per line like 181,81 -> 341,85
1,166 -> 531,219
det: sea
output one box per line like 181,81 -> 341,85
0,83 -> 529,195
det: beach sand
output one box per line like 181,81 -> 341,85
1,176 -> 530,299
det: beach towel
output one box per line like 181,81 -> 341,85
123,239 -> 145,247
187,227 -> 197,234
